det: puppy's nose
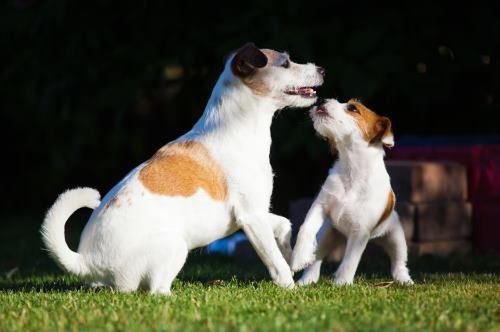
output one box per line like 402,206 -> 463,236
317,66 -> 326,77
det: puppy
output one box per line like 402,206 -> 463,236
291,98 -> 413,286
41,43 -> 325,294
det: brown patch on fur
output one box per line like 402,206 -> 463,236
329,137 -> 339,162
375,190 -> 395,228
231,43 -> 267,76
138,140 -> 228,201
241,75 -> 270,96
346,100 -> 393,145
239,49 -> 285,95
230,44 -> 275,96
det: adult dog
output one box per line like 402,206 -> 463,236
41,43 -> 325,294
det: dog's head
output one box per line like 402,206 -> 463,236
226,43 -> 325,108
310,98 -> 394,149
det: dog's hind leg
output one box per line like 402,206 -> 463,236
374,213 -> 413,285
148,237 -> 188,295
114,270 -> 143,293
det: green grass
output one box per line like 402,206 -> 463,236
1,215 -> 499,331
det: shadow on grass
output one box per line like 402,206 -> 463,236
1,212 -> 498,293
0,276 -> 94,293
1,251 -> 499,293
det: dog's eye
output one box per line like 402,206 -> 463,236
346,104 -> 359,113
281,59 -> 290,68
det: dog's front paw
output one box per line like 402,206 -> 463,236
274,274 -> 295,289
290,242 -> 316,272
297,270 -> 320,287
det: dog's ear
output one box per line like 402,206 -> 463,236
230,42 -> 268,77
371,116 -> 394,148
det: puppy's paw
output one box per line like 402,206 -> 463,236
297,271 -> 320,287
334,277 -> 353,286
290,242 -> 316,272
334,272 -> 354,286
394,274 -> 414,286
398,278 -> 414,286
393,266 -> 414,285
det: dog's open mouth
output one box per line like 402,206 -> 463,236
285,87 -> 318,98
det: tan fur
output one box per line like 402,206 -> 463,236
241,75 -> 270,96
347,100 -> 392,144
238,49 -> 279,96
139,140 -> 228,200
239,49 -> 284,96
376,190 -> 395,228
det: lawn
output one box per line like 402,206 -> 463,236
1,215 -> 499,331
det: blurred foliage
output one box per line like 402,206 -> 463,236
2,1 -> 499,215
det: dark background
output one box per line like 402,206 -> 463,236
3,1 -> 499,218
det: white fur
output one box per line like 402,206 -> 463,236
291,99 -> 413,286
41,47 -> 324,294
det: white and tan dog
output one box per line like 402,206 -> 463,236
291,98 -> 413,286
41,43 -> 325,294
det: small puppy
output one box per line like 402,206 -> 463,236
41,43 -> 325,294
291,98 -> 413,286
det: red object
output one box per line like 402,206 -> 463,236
387,144 -> 500,255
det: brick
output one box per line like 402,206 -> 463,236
415,202 -> 472,241
387,161 -> 468,203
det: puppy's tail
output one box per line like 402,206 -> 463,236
41,187 -> 101,276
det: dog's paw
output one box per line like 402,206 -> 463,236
393,266 -> 414,285
394,274 -> 414,286
290,242 -> 316,272
274,275 -> 295,289
334,277 -> 353,286
297,271 -> 320,287
334,273 -> 354,286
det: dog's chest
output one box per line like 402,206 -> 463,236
209,143 -> 274,209
322,171 -> 385,233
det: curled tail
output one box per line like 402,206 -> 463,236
41,187 -> 101,276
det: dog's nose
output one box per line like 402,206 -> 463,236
317,66 -> 326,77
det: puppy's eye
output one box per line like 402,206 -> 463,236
281,59 -> 290,68
346,104 -> 359,113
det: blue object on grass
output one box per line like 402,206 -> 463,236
206,233 -> 247,256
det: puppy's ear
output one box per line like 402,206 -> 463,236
230,42 -> 268,77
371,116 -> 394,148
